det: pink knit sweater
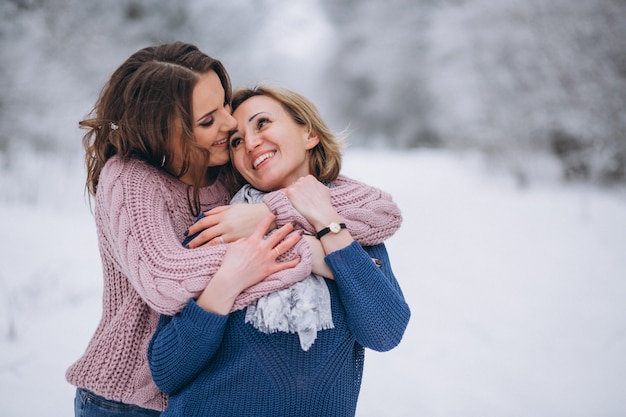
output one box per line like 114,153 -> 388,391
66,156 -> 402,411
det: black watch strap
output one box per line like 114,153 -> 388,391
315,222 -> 347,240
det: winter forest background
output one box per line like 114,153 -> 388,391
1,0 -> 626,416
1,0 -> 626,183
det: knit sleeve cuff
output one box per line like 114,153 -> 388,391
324,241 -> 395,301
324,241 -> 410,352
324,241 -> 371,276
182,298 -> 229,333
329,175 -> 403,246
262,190 -> 313,232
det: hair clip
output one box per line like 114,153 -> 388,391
110,122 -> 119,131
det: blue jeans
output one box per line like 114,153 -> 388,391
74,388 -> 161,417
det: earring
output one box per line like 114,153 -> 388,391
161,155 -> 166,167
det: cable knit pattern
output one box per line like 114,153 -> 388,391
148,242 -> 410,417
66,156 -> 312,411
263,175 -> 402,246
66,156 -> 404,412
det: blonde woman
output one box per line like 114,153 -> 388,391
149,86 -> 410,417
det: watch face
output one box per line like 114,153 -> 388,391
329,222 -> 341,233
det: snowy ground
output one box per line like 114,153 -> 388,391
1,149 -> 625,417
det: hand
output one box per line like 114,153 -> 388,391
284,175 -> 338,230
186,203 -> 273,248
196,214 -> 301,314
286,175 -> 354,255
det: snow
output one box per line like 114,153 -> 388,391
1,149 -> 625,417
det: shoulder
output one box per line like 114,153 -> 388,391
333,174 -> 360,186
101,156 -> 179,188
97,156 -> 185,204
100,155 -> 151,184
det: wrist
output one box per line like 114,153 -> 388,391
316,221 -> 347,240
302,203 -> 339,229
317,226 -> 353,254
196,274 -> 240,315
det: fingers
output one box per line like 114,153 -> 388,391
187,213 -> 220,237
264,224 -> 295,253
252,214 -> 300,262
186,228 -> 222,248
199,235 -> 225,247
272,230 -> 302,258
186,207 -> 236,248
205,205 -> 230,215
271,257 -> 301,273
286,175 -> 319,191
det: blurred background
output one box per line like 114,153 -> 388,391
1,0 -> 625,196
1,2 -> 626,416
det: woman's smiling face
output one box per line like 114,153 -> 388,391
229,95 -> 319,191
190,70 -> 237,168
172,70 -> 236,186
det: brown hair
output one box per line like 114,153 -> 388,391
81,42 -> 231,212
225,85 -> 345,193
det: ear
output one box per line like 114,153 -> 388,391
304,129 -> 320,150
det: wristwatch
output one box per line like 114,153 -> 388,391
316,222 -> 347,240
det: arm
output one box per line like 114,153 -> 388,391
147,301 -> 227,395
263,174 -> 402,246
149,216 -> 303,394
195,215 -> 303,315
304,235 -> 334,279
326,242 -> 410,352
284,175 -> 409,349
97,158 -> 311,315
184,203 -> 273,248
184,211 -> 333,279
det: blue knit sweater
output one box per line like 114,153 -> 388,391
148,241 -> 410,417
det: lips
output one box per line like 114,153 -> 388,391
252,152 -> 275,169
213,137 -> 228,146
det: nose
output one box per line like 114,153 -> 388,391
222,111 -> 237,131
244,131 -> 263,152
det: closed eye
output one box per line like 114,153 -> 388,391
199,118 -> 214,128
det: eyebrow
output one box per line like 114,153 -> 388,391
248,111 -> 269,122
229,111 -> 272,138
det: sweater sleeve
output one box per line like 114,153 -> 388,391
147,300 -> 228,395
262,175 -> 402,246
97,157 -> 312,315
324,241 -> 411,352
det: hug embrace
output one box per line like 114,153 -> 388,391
67,41 -> 410,417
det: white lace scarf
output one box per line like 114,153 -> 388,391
231,185 -> 334,351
